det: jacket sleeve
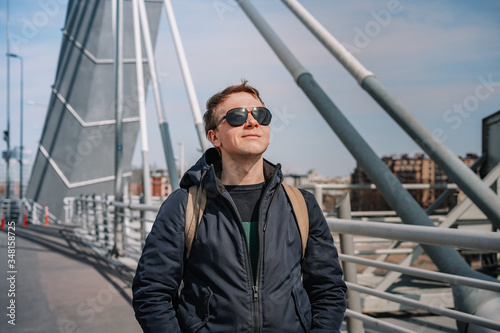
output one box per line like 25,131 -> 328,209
300,190 -> 347,333
132,189 -> 187,333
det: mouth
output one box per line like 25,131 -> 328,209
242,134 -> 261,138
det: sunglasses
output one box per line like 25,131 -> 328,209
212,107 -> 272,130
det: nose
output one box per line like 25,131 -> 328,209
244,110 -> 259,128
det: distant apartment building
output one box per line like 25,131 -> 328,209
350,153 -> 478,211
151,170 -> 172,198
129,169 -> 172,199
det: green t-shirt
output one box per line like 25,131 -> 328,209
225,182 -> 266,282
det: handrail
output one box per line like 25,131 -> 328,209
70,196 -> 500,254
344,309 -> 417,333
300,183 -> 459,190
340,254 -> 500,293
347,282 -> 500,331
112,200 -> 159,212
328,218 -> 500,253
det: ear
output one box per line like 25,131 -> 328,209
208,129 -> 221,148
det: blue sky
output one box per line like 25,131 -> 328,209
1,0 -> 500,178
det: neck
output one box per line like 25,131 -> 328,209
220,153 -> 265,185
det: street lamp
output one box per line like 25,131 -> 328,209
7,53 -> 23,198
4,0 -> 11,199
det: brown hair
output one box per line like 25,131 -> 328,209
203,80 -> 264,136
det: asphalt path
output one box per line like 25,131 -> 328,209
0,223 -> 141,333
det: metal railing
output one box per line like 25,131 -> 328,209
300,182 -> 461,218
332,193 -> 500,333
331,222 -> 500,331
63,192 -> 500,333
0,198 -> 60,226
68,194 -> 158,260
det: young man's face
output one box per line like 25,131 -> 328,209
208,92 -> 271,160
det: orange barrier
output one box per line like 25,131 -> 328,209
44,206 -> 49,225
23,205 -> 28,228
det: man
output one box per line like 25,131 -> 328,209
132,80 -> 346,332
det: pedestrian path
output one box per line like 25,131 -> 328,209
0,224 -> 141,333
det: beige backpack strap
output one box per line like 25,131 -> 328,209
185,186 -> 207,259
282,183 -> 309,259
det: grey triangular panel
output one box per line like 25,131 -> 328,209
27,0 -> 163,220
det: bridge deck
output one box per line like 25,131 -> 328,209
0,225 -> 140,333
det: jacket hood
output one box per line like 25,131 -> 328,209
179,147 -> 283,193
179,148 -> 220,189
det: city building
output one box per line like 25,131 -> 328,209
0,147 -> 32,198
128,168 -> 172,199
350,153 -> 478,211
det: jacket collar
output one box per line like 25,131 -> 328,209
179,148 -> 283,195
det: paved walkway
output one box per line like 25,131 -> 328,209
0,224 -> 141,333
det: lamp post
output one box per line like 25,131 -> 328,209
7,53 -> 23,198
4,0 -> 11,199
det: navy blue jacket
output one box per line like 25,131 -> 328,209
132,148 -> 346,332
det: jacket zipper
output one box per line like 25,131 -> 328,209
221,172 -> 280,333
221,191 -> 260,333
253,178 -> 280,333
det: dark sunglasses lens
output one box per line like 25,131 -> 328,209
225,109 -> 248,127
224,108 -> 272,127
252,108 -> 272,125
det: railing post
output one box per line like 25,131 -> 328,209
86,195 -> 93,236
122,199 -> 130,254
17,199 -> 23,225
89,194 -> 94,237
81,195 -> 87,231
313,184 -> 323,212
6,201 -> 12,224
111,198 -> 124,257
69,197 -> 74,223
103,194 -> 110,248
70,197 -> 75,223
336,192 -> 364,333
78,196 -> 82,226
140,206 -> 146,248
92,193 -> 99,243
33,201 -> 39,225
63,197 -> 75,223
75,196 -> 82,225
